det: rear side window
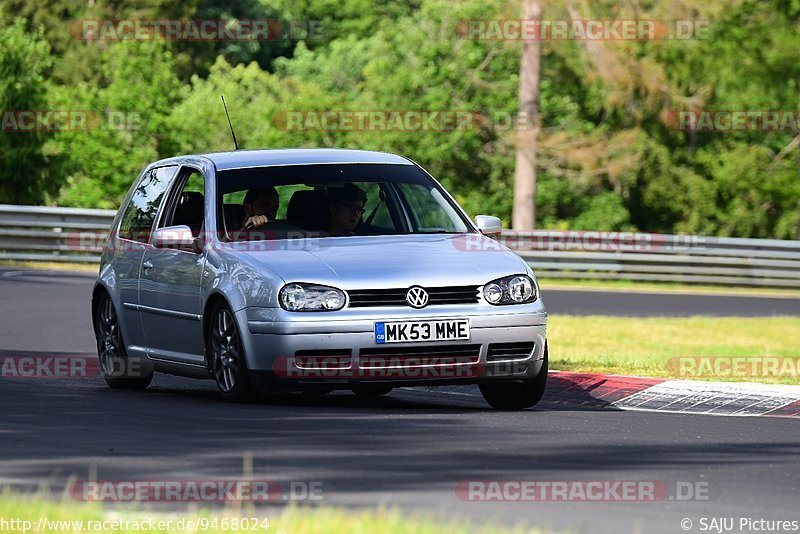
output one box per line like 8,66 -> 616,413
118,166 -> 177,242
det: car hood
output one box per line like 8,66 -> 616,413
235,234 -> 530,288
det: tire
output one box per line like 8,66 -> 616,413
352,386 -> 393,397
208,301 -> 256,402
94,292 -> 153,390
479,344 -> 548,410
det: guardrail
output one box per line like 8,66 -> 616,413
0,204 -> 115,263
501,232 -> 800,288
1,204 -> 799,288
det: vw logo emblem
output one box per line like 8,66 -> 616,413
406,286 -> 429,309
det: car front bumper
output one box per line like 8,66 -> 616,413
236,302 -> 547,392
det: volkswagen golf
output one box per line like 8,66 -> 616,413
91,149 -> 548,409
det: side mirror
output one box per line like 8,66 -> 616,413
152,225 -> 197,250
474,215 -> 503,238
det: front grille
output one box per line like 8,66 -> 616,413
358,343 -> 481,368
347,285 -> 481,307
486,342 -> 535,362
294,349 -> 352,369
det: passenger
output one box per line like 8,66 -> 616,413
327,184 -> 366,236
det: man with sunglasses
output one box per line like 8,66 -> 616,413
327,183 -> 367,236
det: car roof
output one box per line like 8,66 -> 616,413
155,148 -> 414,171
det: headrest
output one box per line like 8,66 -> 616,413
286,189 -> 330,230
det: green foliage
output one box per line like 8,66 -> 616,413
53,41 -> 182,208
165,56 -> 348,154
0,0 -> 797,238
0,15 -> 61,204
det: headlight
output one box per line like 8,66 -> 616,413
482,274 -> 538,305
279,283 -> 346,311
484,283 -> 503,304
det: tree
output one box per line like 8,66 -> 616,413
0,16 -> 61,204
53,41 -> 183,208
511,0 -> 543,230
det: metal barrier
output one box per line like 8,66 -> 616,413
501,231 -> 800,288
0,204 -> 114,263
1,204 -> 799,288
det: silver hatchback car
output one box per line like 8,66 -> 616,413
92,149 -> 548,409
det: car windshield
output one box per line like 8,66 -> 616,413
216,163 -> 471,240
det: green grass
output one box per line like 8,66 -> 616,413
0,492 -> 540,534
548,315 -> 800,384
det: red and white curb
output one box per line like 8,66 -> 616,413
544,371 -> 800,418
427,371 -> 800,417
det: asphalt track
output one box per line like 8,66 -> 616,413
1,267 -> 799,533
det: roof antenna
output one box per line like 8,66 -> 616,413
220,95 -> 240,150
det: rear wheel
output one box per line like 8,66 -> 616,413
208,301 -> 256,402
479,344 -> 548,410
94,292 -> 152,389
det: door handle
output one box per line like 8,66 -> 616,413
142,259 -> 154,272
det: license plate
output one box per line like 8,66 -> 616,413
374,319 -> 470,344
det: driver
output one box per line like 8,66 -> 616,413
240,187 -> 279,230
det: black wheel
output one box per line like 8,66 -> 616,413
352,386 -> 393,397
479,344 -> 548,410
208,301 -> 256,402
94,292 -> 153,389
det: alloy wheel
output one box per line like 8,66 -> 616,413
211,308 -> 241,393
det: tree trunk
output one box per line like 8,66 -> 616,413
512,0 -> 543,230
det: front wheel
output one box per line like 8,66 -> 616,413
479,344 -> 548,410
94,292 -> 153,389
208,302 -> 256,402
